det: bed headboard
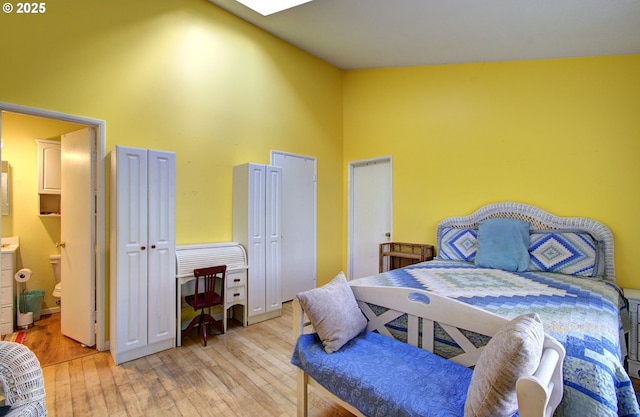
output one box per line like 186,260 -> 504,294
436,202 -> 615,282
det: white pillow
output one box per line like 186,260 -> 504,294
464,313 -> 544,417
296,272 -> 367,353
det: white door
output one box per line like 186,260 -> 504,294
246,164 -> 267,317
349,157 -> 392,279
146,150 -> 176,345
264,165 -> 282,313
60,128 -> 96,347
272,152 -> 316,301
112,146 -> 149,354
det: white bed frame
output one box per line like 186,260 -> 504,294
293,285 -> 566,417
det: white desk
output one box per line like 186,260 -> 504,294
176,266 -> 248,346
175,242 -> 249,346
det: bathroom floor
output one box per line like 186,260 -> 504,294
22,313 -> 98,367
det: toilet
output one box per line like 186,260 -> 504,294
50,255 -> 62,299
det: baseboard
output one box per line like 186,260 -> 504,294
112,338 -> 174,365
247,309 -> 281,325
41,306 -> 61,315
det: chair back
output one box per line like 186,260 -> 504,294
192,265 -> 226,309
0,341 -> 46,415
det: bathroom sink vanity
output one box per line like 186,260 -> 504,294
1,236 -> 19,335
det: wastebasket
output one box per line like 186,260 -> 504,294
25,290 -> 45,321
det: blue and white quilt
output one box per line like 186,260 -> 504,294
350,259 -> 640,417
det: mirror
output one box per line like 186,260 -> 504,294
1,161 -> 8,215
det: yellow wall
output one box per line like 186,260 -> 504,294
0,0 -> 345,315
1,0 -> 638,333
343,55 -> 640,288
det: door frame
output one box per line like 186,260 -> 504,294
0,101 -> 107,352
347,155 -> 393,280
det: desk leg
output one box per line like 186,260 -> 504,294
176,280 -> 182,347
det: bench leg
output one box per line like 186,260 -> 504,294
297,368 -> 309,417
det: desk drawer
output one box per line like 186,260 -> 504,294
226,270 -> 246,289
226,287 -> 245,303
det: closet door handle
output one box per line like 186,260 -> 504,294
141,246 -> 146,250
151,245 -> 156,249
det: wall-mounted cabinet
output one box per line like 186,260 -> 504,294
35,139 -> 61,216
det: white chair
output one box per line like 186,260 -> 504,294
0,341 -> 46,417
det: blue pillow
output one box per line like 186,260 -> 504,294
475,218 -> 530,272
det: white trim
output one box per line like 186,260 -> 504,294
271,149 -> 316,162
347,156 -> 393,280
41,306 -> 61,315
235,0 -> 313,16
0,101 -> 107,352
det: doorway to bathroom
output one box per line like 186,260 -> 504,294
0,102 -> 106,361
22,313 -> 100,367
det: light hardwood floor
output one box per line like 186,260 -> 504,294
24,313 -> 98,367
34,302 -> 353,417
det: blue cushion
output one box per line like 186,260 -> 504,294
475,218 -> 530,272
292,331 -> 472,417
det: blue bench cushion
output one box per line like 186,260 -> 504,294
291,330 -> 473,417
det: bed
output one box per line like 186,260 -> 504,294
344,202 -> 639,417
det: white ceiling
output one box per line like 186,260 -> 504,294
207,0 -> 640,70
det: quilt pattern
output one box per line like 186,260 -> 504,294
528,232 -> 598,277
351,260 -> 640,417
438,228 -> 478,262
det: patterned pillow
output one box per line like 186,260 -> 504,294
528,231 -> 598,277
438,228 -> 478,262
438,227 -> 600,277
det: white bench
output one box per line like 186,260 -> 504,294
292,284 -> 565,417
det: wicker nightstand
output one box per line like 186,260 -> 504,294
624,288 -> 640,378
379,242 -> 434,273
